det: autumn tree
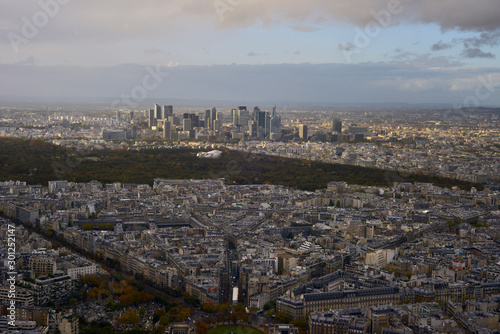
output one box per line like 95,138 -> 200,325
120,309 -> 140,325
195,321 -> 208,334
202,303 -> 218,313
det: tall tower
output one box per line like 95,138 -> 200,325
332,118 -> 342,133
148,109 -> 156,128
163,121 -> 171,140
162,105 -> 173,119
183,118 -> 192,131
299,124 -> 308,140
154,104 -> 162,119
211,107 -> 217,125
205,109 -> 211,129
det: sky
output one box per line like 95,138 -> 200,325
1,0 -> 500,106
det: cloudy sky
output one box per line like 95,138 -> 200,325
1,0 -> 500,106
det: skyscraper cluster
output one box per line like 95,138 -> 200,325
144,103 -> 282,141
231,105 -> 282,140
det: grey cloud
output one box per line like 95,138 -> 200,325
414,0 -> 500,32
431,40 -> 454,51
2,0 -> 500,46
210,0 -> 500,32
461,48 -> 496,59
338,43 -> 356,51
463,31 -> 500,48
144,47 -> 165,54
393,51 -> 417,60
290,25 -> 319,32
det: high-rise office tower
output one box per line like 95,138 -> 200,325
258,110 -> 266,130
211,107 -> 217,125
265,111 -> 271,137
239,109 -> 250,130
204,107 -> 217,130
183,118 -> 192,131
168,115 -> 179,126
253,106 -> 260,121
332,118 -> 342,133
299,124 -> 308,140
162,105 -> 173,119
155,104 -> 162,119
231,109 -> 237,127
214,119 -> 222,131
163,121 -> 171,140
249,121 -> 258,138
191,114 -> 199,128
205,109 -> 211,129
148,109 -> 156,128
182,113 -> 199,128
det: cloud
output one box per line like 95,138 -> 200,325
290,25 -> 319,32
431,40 -> 454,51
463,31 -> 500,48
338,43 -> 356,52
247,52 -> 268,57
392,51 -> 418,60
461,48 -> 496,59
208,0 -> 500,32
144,47 -> 165,54
3,0 -> 500,45
430,31 -> 499,58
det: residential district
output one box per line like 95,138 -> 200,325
0,104 -> 499,334
0,175 -> 499,334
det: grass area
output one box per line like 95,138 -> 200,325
208,325 -> 264,334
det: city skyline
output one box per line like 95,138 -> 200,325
1,0 -> 500,105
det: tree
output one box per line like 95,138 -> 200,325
291,318 -> 308,331
120,309 -> 140,325
195,321 -> 208,334
153,308 -> 165,323
202,303 -> 218,313
139,306 -> 146,316
101,325 -> 114,334
105,296 -> 115,310
276,312 -> 292,324
82,223 -> 93,231
264,300 -> 276,311
234,303 -> 246,313
230,311 -> 246,323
